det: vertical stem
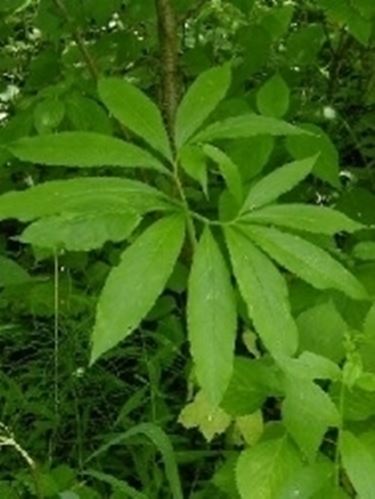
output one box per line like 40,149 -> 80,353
155,0 -> 181,138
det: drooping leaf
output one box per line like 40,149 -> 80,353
341,431 -> 375,499
19,211 -> 140,251
86,423 -> 183,499
193,114 -> 311,143
175,65 -> 231,148
283,378 -> 340,461
236,437 -> 302,499
91,215 -> 185,363
98,78 -> 172,161
241,156 -> 317,213
188,227 -> 237,405
256,73 -> 290,118
241,203 -> 363,234
245,225 -> 367,300
178,391 -> 231,442
7,132 -> 168,173
0,177 -> 171,222
225,227 -> 298,357
203,144 -> 243,203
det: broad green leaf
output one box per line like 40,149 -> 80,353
86,423 -> 183,499
225,227 -> 298,357
0,256 -> 31,287
283,378 -> 340,461
98,78 -> 172,161
188,227 -> 237,405
241,204 -> 363,234
341,431 -> 375,499
241,156 -> 317,213
193,114 -> 311,143
236,411 -> 264,446
0,177 -> 171,222
203,144 -> 243,203
221,357 -> 282,416
7,132 -> 168,173
226,136 -> 274,182
175,65 -> 231,148
256,74 -> 290,118
353,242 -> 375,261
297,301 -> 348,363
279,462 -> 334,499
261,5 -> 294,40
91,215 -> 185,363
278,351 -> 341,381
33,98 -> 65,134
236,437 -> 302,499
178,391 -> 231,442
19,211 -> 140,251
245,225 -> 367,300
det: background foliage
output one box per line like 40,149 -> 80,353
0,0 -> 375,497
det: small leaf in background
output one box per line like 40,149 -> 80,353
341,431 -> 375,499
256,73 -> 290,118
91,215 -> 185,363
353,242 -> 375,261
260,4 -> 294,40
7,132 -> 168,173
65,94 -> 112,135
225,227 -> 298,357
241,204 -> 363,234
98,77 -> 172,161
179,145 -> 208,196
236,437 -> 302,499
193,114 -> 311,143
175,64 -> 231,148
33,97 -> 65,134
19,211 -> 141,251
203,144 -> 243,204
286,123 -> 340,188
188,227 -> 237,405
282,378 -> 340,461
235,411 -> 264,447
0,255 -> 31,287
286,24 -> 325,66
246,225 -> 367,300
240,156 -> 317,212
178,391 -> 231,442
221,357 -> 281,416
0,177 -> 170,222
297,301 -> 348,363
226,136 -> 274,182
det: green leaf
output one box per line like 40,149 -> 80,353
98,77 -> 172,161
83,470 -> 147,499
178,391 -> 231,442
286,124 -> 340,188
283,378 -> 340,461
241,204 -> 363,234
19,211 -> 140,251
0,177 -> 171,222
353,242 -> 375,261
221,357 -> 281,416
203,144 -> 243,203
241,156 -> 317,212
245,225 -> 367,300
297,301 -> 348,363
188,227 -> 237,405
175,65 -> 231,148
236,437 -> 302,499
179,145 -> 208,195
341,431 -> 375,499
225,227 -> 298,357
256,73 -> 290,118
7,132 -> 168,173
86,423 -> 183,499
0,256 -> 31,287
278,351 -> 341,381
279,462 -> 334,499
91,215 -> 185,363
193,114 -> 311,143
